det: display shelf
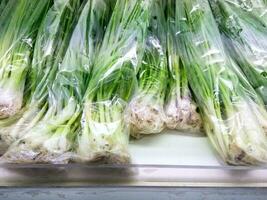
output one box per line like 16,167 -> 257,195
0,131 -> 267,187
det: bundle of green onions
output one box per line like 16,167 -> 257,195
209,0 -> 267,105
172,0 -> 267,165
164,9 -> 202,133
76,0 -> 152,164
4,0 -> 116,163
127,1 -> 168,137
1,0 -> 88,163
0,0 -> 51,119
2,0 -> 116,164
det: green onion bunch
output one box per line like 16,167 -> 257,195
172,0 -> 267,165
2,0 -> 116,164
209,0 -> 267,105
1,0 -> 88,163
0,0 -> 51,119
164,9 -> 202,133
76,0 -> 152,164
128,1 -> 168,137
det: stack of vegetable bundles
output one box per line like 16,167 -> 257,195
0,0 -> 266,165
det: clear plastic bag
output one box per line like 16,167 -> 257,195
0,0 -> 51,118
76,99 -> 130,164
78,0 -> 152,163
224,0 -> 267,22
210,0 -> 267,105
1,0 -> 99,163
128,36 -> 168,137
128,1 -> 168,137
171,0 -> 267,165
165,17 -> 202,134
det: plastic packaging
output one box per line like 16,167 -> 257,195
224,0 -> 267,22
78,0 -> 152,163
76,99 -> 130,164
172,0 -> 267,165
0,0 -> 51,118
210,0 -> 267,105
128,36 -> 168,137
1,0 -> 89,163
128,1 -> 168,137
164,16 -> 202,133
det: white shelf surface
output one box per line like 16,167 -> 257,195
129,131 -> 220,166
0,131 -> 267,187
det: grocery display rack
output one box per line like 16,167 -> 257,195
0,131 -> 267,199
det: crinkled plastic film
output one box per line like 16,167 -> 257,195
210,0 -> 267,105
76,99 -> 130,164
78,0 -> 152,163
0,0 -> 51,118
165,12 -> 202,134
128,1 -> 168,137
173,0 -> 267,165
0,0 -> 53,153
225,0 -> 267,21
0,0 -> 91,164
128,36 -> 168,137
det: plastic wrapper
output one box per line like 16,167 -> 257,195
210,0 -> 267,105
171,0 -> 267,165
128,1 -> 168,137
1,0 -> 116,164
76,99 -> 130,164
164,16 -> 202,134
0,0 -> 89,163
0,0 -> 51,118
2,98 -> 78,164
223,0 -> 267,22
128,36 -> 168,137
77,0 -> 152,164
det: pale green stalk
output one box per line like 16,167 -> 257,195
172,0 -> 267,165
210,0 -> 267,105
0,0 -> 86,157
164,13 -> 202,133
2,0 -> 113,164
0,0 -> 51,118
128,0 -> 169,137
77,0 -> 152,164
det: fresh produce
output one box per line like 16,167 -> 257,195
76,0 -> 152,163
2,0 -> 116,164
1,0 -> 87,162
128,1 -> 168,137
164,7 -> 202,133
0,0 -> 51,118
209,0 -> 267,105
171,0 -> 267,165
0,0 -> 267,166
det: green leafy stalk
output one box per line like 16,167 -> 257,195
173,0 -> 267,165
77,0 -> 152,164
127,0 -> 168,137
2,0 -> 101,164
0,0 -> 51,118
0,0 -> 17,26
0,0 -> 86,155
209,0 -> 267,105
164,6 -> 202,133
